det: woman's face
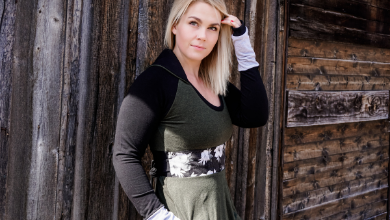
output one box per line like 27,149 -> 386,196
172,1 -> 222,62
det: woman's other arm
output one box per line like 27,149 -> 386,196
224,22 -> 269,128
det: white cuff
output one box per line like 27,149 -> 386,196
147,206 -> 181,220
231,26 -> 259,72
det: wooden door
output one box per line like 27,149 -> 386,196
279,0 -> 390,219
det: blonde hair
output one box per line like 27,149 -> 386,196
164,0 -> 233,96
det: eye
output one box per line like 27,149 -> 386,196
190,21 -> 198,26
210,27 -> 218,31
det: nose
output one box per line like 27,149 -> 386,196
196,28 -> 207,40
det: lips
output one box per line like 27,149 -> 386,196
191,45 -> 205,49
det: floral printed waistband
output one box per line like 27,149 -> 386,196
152,143 -> 226,178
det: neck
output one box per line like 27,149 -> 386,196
172,46 -> 201,80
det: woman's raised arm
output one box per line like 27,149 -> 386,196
224,22 -> 269,128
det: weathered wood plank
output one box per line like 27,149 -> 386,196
291,4 -> 390,36
286,90 -> 389,127
244,1 -> 270,218
283,145 -> 389,180
240,0 -> 270,218
72,0 -> 95,218
283,173 -> 388,213
289,19 -> 390,49
5,1 -> 39,220
291,0 -> 390,24
0,0 -> 15,219
286,74 -> 390,90
284,119 -> 388,146
288,38 -> 390,63
288,57 -> 390,77
265,0 -> 287,218
283,187 -> 388,219
352,0 -> 390,10
24,0 -> 67,219
366,212 -> 388,220
57,0 -> 84,219
283,159 -> 388,197
284,133 -> 388,162
323,199 -> 387,220
78,0 -> 127,218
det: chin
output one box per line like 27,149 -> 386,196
186,51 -> 207,61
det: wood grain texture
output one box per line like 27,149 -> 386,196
286,90 -> 389,127
283,186 -> 388,219
289,0 -> 390,49
282,0 -> 390,216
284,133 -> 388,163
78,0 -> 125,218
283,173 -> 388,213
0,0 -> 15,219
289,20 -> 390,50
291,0 -> 390,24
323,199 -> 387,220
290,3 -> 390,36
251,0 -> 279,218
284,119 -> 388,146
23,0 -> 67,219
286,74 -> 390,91
288,57 -> 390,77
276,0 -> 290,218
238,0 -> 269,219
4,0 -> 37,219
366,211 -> 388,220
57,0 -> 83,219
352,0 -> 390,10
288,38 -> 390,63
283,144 -> 389,180
283,158 -> 388,197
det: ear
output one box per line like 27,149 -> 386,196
171,24 -> 177,35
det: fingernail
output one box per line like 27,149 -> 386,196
231,20 -> 233,22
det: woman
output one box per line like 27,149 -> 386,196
112,0 -> 269,219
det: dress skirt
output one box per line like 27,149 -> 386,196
155,169 -> 242,220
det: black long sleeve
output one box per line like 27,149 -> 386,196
112,67 -> 177,219
224,20 -> 269,128
224,65 -> 269,128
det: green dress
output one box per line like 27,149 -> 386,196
149,65 -> 241,220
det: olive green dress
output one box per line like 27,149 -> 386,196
149,65 -> 241,220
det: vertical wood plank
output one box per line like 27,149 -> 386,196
83,0 -> 123,219
5,0 -> 38,219
26,0 -> 67,218
56,0 -> 83,219
224,0 -> 246,209
276,0 -> 290,219
242,0 -> 275,219
0,0 -> 15,219
72,0 -> 94,218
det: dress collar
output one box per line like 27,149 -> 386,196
152,48 -> 190,83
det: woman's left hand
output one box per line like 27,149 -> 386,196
221,14 -> 241,28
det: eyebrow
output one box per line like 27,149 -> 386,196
188,16 -> 220,27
